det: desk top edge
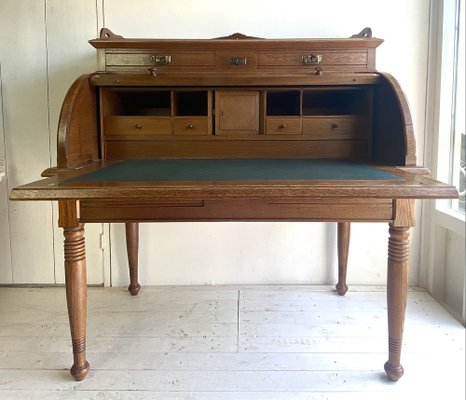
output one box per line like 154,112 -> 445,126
9,160 -> 459,201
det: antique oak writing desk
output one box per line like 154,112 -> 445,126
10,28 -> 457,382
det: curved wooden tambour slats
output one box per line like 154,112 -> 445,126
57,74 -> 99,169
373,73 -> 416,167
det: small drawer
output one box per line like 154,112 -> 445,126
302,116 -> 368,136
105,116 -> 172,136
174,117 -> 210,135
266,117 -> 301,134
258,51 -> 368,73
106,51 -> 216,67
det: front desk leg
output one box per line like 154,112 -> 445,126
336,222 -> 350,295
384,224 -> 409,381
384,199 -> 414,381
125,222 -> 141,296
59,201 -> 90,381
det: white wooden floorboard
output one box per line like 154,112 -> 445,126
0,286 -> 464,399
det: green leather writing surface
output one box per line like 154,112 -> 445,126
67,159 -> 403,182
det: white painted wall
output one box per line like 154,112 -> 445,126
420,0 -> 466,324
0,0 -> 431,287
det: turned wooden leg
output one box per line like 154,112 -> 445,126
336,222 -> 350,295
384,224 -> 410,381
126,222 -> 141,296
63,223 -> 90,381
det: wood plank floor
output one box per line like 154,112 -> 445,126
0,285 -> 464,399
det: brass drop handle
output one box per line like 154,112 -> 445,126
302,54 -> 322,64
227,57 -> 247,66
150,55 -> 172,65
187,124 -> 194,129
279,123 -> 287,129
135,124 -> 142,129
148,67 -> 157,76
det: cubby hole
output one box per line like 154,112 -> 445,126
174,91 -> 209,116
104,89 -> 172,116
302,89 -> 369,115
266,90 -> 301,116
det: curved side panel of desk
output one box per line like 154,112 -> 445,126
56,74 -> 99,171
373,72 -> 416,167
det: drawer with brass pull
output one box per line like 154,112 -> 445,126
302,116 -> 369,138
105,51 -> 215,72
105,116 -> 172,136
266,117 -> 302,135
173,117 -> 211,135
258,51 -> 368,72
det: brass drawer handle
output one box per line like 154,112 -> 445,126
332,123 -> 339,129
135,124 -> 142,129
315,67 -> 324,76
148,67 -> 157,76
150,55 -> 172,65
279,123 -> 287,129
302,54 -> 322,65
227,57 -> 247,66
186,124 -> 194,129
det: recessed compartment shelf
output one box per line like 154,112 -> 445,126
101,86 -> 372,157
302,88 -> 370,116
103,89 -> 172,116
266,90 -> 301,116
174,91 -> 209,116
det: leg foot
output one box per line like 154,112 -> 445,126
335,282 -> 348,296
384,361 -> 404,382
128,282 -> 141,296
71,360 -> 90,381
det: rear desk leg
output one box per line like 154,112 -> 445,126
126,222 -> 141,296
59,200 -> 90,381
384,199 -> 414,381
336,222 -> 350,295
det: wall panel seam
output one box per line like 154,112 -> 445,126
44,0 -> 58,284
0,60 -> 14,283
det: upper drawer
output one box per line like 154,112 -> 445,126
104,50 -> 368,73
105,51 -> 215,71
258,50 -> 368,71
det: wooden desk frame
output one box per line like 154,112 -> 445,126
10,28 -> 458,382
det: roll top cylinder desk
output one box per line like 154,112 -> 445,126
10,28 -> 458,382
